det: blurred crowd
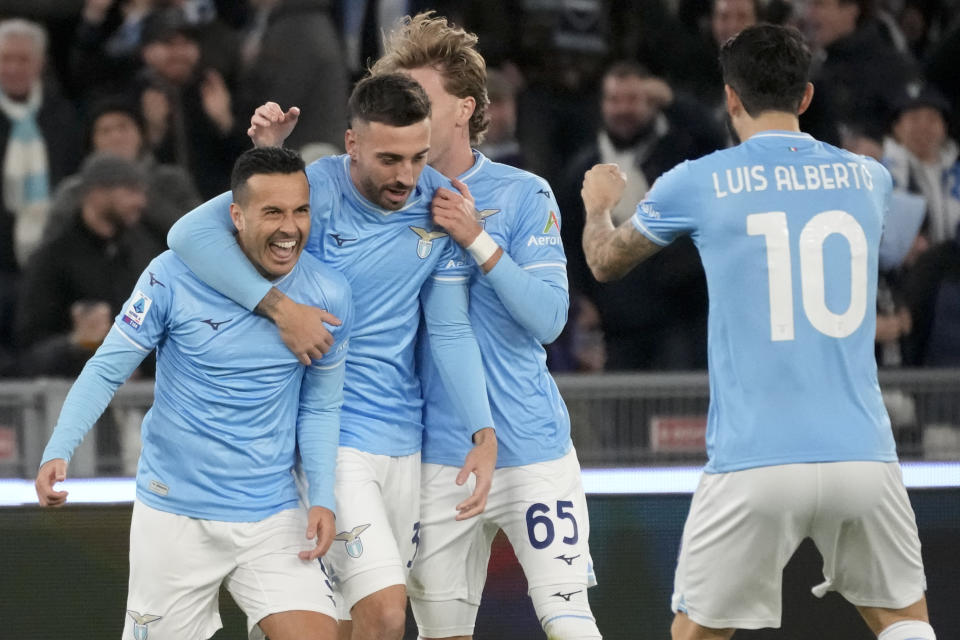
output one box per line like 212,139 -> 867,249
0,0 -> 958,379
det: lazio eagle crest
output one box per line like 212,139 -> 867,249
409,226 -> 448,258
335,523 -> 372,558
127,610 -> 162,640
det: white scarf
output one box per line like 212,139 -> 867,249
0,83 -> 50,265
883,135 -> 960,244
597,114 -> 669,226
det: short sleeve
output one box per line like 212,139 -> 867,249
113,256 -> 174,352
508,180 -> 567,270
631,160 -> 699,246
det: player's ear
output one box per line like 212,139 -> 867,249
230,202 -> 245,233
345,128 -> 357,160
724,85 -> 742,119
797,82 -> 814,116
458,95 -> 476,127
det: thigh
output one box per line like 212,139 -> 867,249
324,448 -> 414,613
408,463 -> 498,604
226,508 -> 337,640
811,461 -> 927,609
496,450 -> 597,591
671,465 -> 815,630
123,500 -> 229,640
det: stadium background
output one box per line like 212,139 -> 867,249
1,487 -> 958,639
0,1 -> 958,637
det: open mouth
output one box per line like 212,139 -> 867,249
383,186 -> 410,206
269,238 -> 297,261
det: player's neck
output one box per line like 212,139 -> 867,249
432,140 -> 476,179
738,112 -> 802,142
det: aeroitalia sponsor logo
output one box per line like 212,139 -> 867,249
542,210 -> 560,233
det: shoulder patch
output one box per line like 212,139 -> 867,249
122,291 -> 153,331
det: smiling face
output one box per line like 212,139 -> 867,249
345,118 -> 431,210
231,172 -> 310,278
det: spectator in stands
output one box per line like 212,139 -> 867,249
559,61 -> 720,370
884,82 -> 960,245
458,0 -> 609,186
46,97 -> 200,249
14,153 -> 161,372
902,222 -> 960,366
476,68 -> 523,168
0,18 -> 82,269
134,7 -> 247,198
802,0 -> 917,140
237,0 -> 348,155
70,0 -> 241,99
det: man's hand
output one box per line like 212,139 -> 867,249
581,163 -> 627,218
200,70 -> 234,135
431,178 -> 483,248
256,289 -> 341,365
299,506 -> 335,560
70,301 -> 112,350
248,102 -> 300,148
36,459 -> 69,507
455,427 -> 497,521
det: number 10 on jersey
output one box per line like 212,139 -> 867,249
747,209 -> 869,341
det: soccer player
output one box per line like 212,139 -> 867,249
371,13 -> 602,640
35,146 -> 352,640
166,73 -> 496,640
581,25 -> 935,640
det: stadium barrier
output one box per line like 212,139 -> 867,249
1,369 -> 959,478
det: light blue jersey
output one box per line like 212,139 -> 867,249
42,250 -> 352,521
631,131 -> 897,473
418,152 -> 572,467
167,155 -> 493,458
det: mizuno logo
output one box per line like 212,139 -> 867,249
201,318 -> 233,331
552,590 -> 582,602
148,272 -> 165,287
537,188 -> 552,198
330,233 -> 358,247
555,554 -> 581,565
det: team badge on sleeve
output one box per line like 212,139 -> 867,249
122,291 -> 153,331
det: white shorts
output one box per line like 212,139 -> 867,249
672,461 -> 927,630
409,449 -> 596,609
324,447 -> 421,617
124,500 -> 336,640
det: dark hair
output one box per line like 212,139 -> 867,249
79,153 -> 146,194
347,72 -> 431,129
84,96 -> 145,152
719,24 -> 811,117
604,60 -> 652,82
230,147 -> 306,203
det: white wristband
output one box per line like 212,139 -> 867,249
466,230 -> 499,265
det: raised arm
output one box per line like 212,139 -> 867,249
167,192 -> 338,364
420,275 -> 497,520
581,163 -> 663,282
431,179 -> 568,343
